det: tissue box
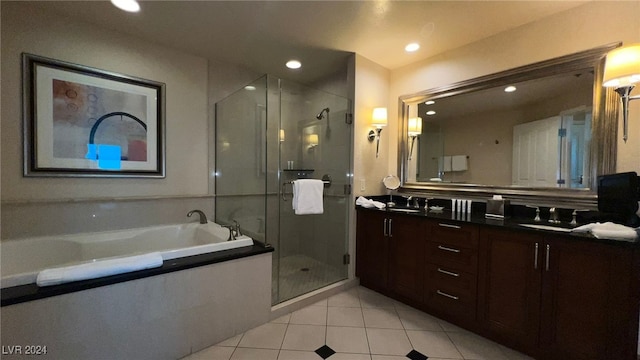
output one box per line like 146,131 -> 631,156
486,199 -> 510,219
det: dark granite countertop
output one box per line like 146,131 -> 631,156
356,202 -> 640,248
1,242 -> 274,307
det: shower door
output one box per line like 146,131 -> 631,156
273,80 -> 352,304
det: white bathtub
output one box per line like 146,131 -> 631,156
0,222 -> 254,288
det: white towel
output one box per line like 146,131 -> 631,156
356,196 -> 386,209
441,156 -> 452,172
36,252 -> 164,287
292,179 -> 324,215
451,155 -> 468,171
571,222 -> 639,242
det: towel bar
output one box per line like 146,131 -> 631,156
281,178 -> 331,201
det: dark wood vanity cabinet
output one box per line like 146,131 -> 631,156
477,228 -> 543,353
356,208 -> 640,360
478,226 -> 640,360
355,210 -> 426,301
425,222 -> 479,323
356,210 -> 390,292
387,214 -> 426,302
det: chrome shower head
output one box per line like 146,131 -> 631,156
316,107 -> 330,120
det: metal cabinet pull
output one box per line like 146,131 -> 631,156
437,245 -> 461,253
436,290 -> 459,300
438,223 -> 461,229
534,242 -> 539,270
388,219 -> 393,237
545,244 -> 550,271
383,219 -> 388,236
437,268 -> 460,277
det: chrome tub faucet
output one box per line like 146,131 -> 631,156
187,210 -> 208,224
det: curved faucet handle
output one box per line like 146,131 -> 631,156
525,205 -> 541,222
232,219 -> 242,236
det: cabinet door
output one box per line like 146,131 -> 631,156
356,210 -> 389,291
388,214 -> 426,302
540,238 -> 637,360
478,228 -> 542,353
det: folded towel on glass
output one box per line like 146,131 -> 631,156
36,252 -> 164,287
356,196 -> 386,209
571,222 -> 639,242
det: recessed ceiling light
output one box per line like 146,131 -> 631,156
244,85 -> 256,91
426,110 -> 436,116
425,100 -> 435,105
504,86 -> 517,93
405,43 -> 420,52
111,0 -> 140,13
286,60 -> 302,69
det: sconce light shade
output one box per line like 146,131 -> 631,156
308,134 -> 319,147
407,117 -> 422,160
603,43 -> 640,143
408,117 -> 423,136
603,44 -> 640,87
368,107 -> 388,158
279,129 -> 285,142
371,107 -> 388,128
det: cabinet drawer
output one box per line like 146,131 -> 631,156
427,241 -> 478,273
425,262 -> 477,300
425,283 -> 476,320
430,222 -> 479,249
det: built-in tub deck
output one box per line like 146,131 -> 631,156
1,242 -> 272,306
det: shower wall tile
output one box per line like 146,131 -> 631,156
1,196 -> 215,240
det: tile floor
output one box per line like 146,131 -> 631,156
182,286 -> 534,360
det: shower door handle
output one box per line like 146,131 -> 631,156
282,182 -> 287,201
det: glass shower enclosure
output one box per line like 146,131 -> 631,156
215,75 -> 352,305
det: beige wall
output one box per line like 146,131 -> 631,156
389,1 -> 640,178
354,54 -> 391,196
1,2 -> 209,201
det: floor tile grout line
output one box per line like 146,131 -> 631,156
443,329 -> 467,360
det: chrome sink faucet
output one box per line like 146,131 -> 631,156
187,209 -> 208,224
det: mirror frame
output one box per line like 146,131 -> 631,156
398,43 -> 621,209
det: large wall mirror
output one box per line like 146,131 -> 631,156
398,44 -> 621,208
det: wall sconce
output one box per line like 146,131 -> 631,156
367,107 -> 388,158
407,117 -> 422,160
279,129 -> 285,142
307,133 -> 319,150
603,43 -> 640,143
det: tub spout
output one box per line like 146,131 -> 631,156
187,210 -> 208,224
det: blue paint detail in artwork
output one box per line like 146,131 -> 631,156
97,145 -> 121,170
85,144 -> 98,160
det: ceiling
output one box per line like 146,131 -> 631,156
31,0 -> 588,83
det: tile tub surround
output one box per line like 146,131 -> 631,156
184,286 -> 533,360
1,195 -> 215,240
2,244 -> 272,306
1,253 -> 272,360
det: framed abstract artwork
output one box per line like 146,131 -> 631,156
22,53 -> 166,177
